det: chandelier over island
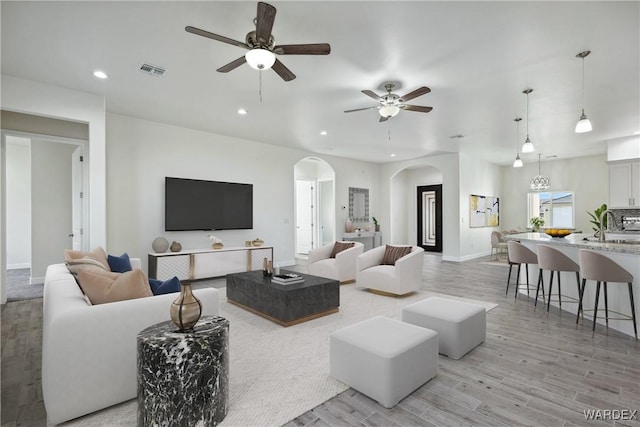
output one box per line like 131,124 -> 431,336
529,153 -> 550,192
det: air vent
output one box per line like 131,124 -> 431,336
449,134 -> 464,139
139,63 -> 166,77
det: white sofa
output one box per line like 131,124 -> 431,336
308,241 -> 364,283
42,259 -> 220,425
356,245 -> 425,295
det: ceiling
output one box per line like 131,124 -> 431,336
2,1 -> 638,165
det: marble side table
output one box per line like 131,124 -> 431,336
137,316 -> 229,427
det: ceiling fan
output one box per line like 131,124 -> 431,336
345,83 -> 433,122
185,2 -> 330,82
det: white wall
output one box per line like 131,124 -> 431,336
1,75 -> 107,303
389,166 -> 443,245
458,154 -> 502,260
6,137 -> 31,269
30,140 -> 76,280
381,153 -> 461,260
500,154 -> 608,235
105,113 -> 379,271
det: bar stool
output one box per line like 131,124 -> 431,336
506,241 -> 538,301
535,245 -> 581,313
577,249 -> 637,339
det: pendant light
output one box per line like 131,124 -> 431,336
529,153 -> 550,191
575,50 -> 593,133
512,117 -> 523,168
521,88 -> 534,153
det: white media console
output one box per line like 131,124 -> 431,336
148,246 -> 274,281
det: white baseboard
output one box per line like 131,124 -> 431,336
443,250 -> 492,262
7,263 -> 31,270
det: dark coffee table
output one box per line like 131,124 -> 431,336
226,270 -> 340,326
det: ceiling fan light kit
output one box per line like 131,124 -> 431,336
245,48 -> 276,70
379,104 -> 400,118
575,50 -> 593,133
345,83 -> 432,122
185,2 -> 330,82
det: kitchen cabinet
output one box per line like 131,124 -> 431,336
609,160 -> 639,208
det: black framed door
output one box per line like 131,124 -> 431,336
417,185 -> 442,252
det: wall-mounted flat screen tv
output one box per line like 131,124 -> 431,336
165,177 -> 253,231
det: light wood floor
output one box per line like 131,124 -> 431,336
2,255 -> 639,426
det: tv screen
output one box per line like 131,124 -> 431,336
165,177 -> 253,231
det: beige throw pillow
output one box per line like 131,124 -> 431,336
330,241 -> 355,258
76,268 -> 153,305
64,246 -> 110,270
381,245 -> 412,265
66,258 -> 109,276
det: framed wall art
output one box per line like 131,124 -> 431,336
470,194 -> 499,227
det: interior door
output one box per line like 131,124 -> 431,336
295,180 -> 314,255
417,185 -> 442,252
71,146 -> 84,251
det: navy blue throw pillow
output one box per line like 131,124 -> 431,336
108,253 -> 132,273
149,276 -> 181,295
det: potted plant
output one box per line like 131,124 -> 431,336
372,216 -> 380,232
587,203 -> 608,236
529,216 -> 544,232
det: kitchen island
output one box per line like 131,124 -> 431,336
504,233 -> 639,338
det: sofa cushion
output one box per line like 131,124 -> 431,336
65,246 -> 109,270
149,276 -> 181,295
108,253 -> 132,273
382,245 -> 412,265
330,241 -> 355,258
76,268 -> 153,305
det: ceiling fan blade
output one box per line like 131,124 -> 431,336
185,26 -> 249,49
379,115 -> 390,123
273,44 -> 331,55
400,104 -> 433,113
344,106 -> 379,113
217,56 -> 247,73
271,59 -> 296,81
400,86 -> 431,102
256,2 -> 277,44
361,90 -> 382,101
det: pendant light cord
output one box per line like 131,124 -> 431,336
581,57 -> 585,111
259,70 -> 263,103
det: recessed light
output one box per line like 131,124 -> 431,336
390,153 -> 396,157
93,70 -> 108,79
320,131 -> 327,136
237,108 -> 248,115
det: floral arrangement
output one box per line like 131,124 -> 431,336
529,216 -> 545,230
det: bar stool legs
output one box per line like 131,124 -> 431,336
577,248 -> 638,340
534,268 -> 546,308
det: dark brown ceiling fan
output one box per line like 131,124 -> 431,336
185,2 -> 330,82
345,83 -> 433,122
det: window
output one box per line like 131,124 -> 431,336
527,191 -> 574,228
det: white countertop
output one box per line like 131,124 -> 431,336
504,232 -> 640,255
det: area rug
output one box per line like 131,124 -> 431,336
62,286 -> 497,427
479,260 -> 511,267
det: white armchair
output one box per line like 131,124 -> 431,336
356,245 -> 425,296
308,241 -> 364,283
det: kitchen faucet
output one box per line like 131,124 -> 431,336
598,209 -> 617,242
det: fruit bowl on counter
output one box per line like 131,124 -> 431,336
545,229 -> 572,238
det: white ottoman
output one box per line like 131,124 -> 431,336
329,316 -> 438,408
402,296 -> 486,360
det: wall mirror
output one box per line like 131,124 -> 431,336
349,187 -> 369,222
